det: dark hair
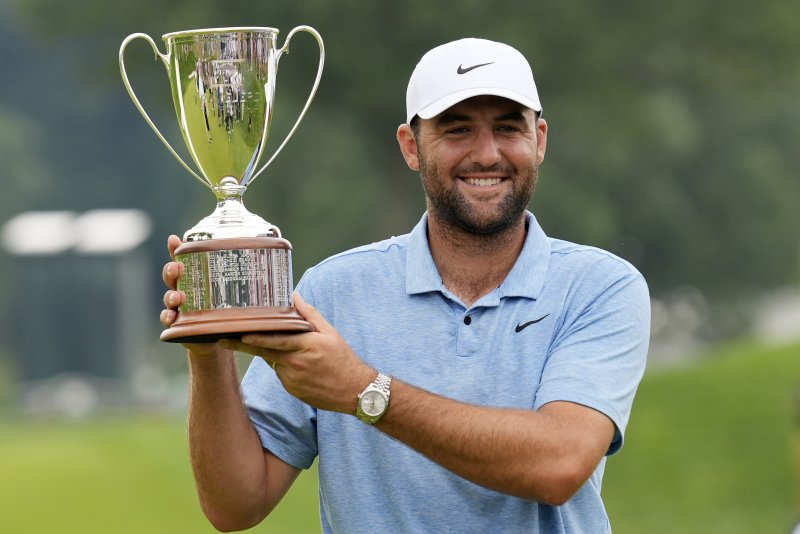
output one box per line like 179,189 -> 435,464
409,115 -> 421,141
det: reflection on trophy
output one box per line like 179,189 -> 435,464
119,27 -> 324,342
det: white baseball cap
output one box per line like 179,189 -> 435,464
405,38 -> 542,124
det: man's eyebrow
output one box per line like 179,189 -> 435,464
434,113 -> 472,126
434,109 -> 530,127
494,110 -> 527,122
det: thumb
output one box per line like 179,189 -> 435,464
293,292 -> 335,335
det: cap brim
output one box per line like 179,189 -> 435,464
411,87 -> 542,124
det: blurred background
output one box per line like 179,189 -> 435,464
0,0 -> 798,532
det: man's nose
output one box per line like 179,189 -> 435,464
470,129 -> 502,166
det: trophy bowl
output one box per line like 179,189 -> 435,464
120,26 -> 324,343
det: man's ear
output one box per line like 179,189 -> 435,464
397,123 -> 420,171
535,117 -> 548,166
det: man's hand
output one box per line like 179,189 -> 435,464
221,293 -> 375,414
159,234 -> 224,357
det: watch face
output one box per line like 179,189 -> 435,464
361,390 -> 387,417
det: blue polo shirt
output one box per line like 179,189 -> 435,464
241,211 -> 650,533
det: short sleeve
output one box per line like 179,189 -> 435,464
534,269 -> 650,455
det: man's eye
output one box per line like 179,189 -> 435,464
497,125 -> 519,133
446,127 -> 469,134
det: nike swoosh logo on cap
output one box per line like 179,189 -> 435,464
514,314 -> 550,333
457,62 -> 494,75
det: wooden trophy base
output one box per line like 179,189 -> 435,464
160,306 -> 314,343
160,236 -> 313,344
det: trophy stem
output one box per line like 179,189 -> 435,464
184,177 -> 280,241
212,176 -> 247,200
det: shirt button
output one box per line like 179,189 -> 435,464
463,316 -> 472,325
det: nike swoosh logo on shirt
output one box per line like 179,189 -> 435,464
514,314 -> 550,333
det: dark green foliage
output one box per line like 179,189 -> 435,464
2,0 -> 799,303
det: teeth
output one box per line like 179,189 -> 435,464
464,177 -> 502,186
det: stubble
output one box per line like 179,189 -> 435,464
418,153 -> 538,238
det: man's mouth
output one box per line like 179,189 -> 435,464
461,176 -> 504,187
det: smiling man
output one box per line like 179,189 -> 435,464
161,38 -> 650,533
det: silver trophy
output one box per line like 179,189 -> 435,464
119,27 -> 323,342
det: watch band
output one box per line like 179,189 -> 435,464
372,373 -> 392,395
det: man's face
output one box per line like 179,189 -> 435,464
405,96 -> 547,236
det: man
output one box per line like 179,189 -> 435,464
161,38 -> 650,533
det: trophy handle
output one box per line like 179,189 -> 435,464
119,33 -> 208,187
250,25 -> 325,183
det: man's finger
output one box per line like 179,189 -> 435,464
219,338 -> 283,361
293,292 -> 334,335
240,332 -> 306,351
163,289 -> 185,309
160,308 -> 177,327
162,262 -> 183,289
167,234 -> 182,260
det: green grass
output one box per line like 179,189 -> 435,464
0,340 -> 798,533
0,417 -> 320,533
604,341 -> 800,533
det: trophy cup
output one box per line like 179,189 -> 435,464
119,27 -> 324,343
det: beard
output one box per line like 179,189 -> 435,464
419,156 -> 538,237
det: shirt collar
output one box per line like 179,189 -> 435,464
405,211 -> 551,302
497,211 -> 551,301
405,212 -> 443,295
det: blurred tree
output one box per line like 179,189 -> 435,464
4,0 -> 799,314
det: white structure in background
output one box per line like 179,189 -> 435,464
752,289 -> 800,346
3,209 -> 151,255
2,209 -> 154,417
647,286 -> 710,368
